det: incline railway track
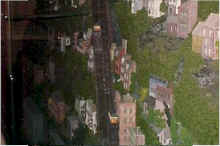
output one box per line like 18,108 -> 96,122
92,0 -> 119,145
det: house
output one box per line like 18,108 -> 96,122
156,85 -> 173,110
147,0 -> 164,18
128,0 -> 165,18
125,0 -> 145,14
154,100 -> 168,121
149,75 -> 168,98
192,13 -> 219,60
166,0 -> 197,38
157,124 -> 172,145
149,76 -> 173,115
166,0 -> 181,15
150,123 -> 172,145
57,32 -> 71,53
129,127 -> 145,145
75,99 -> 97,134
84,100 -> 97,134
111,39 -> 136,90
114,91 -> 145,146
131,0 -> 146,14
74,29 -> 92,55
119,55 -> 136,89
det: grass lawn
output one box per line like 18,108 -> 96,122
198,1 -> 219,21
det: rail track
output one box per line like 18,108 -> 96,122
92,0 -> 119,145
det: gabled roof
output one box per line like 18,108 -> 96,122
121,93 -> 135,103
156,86 -> 173,105
150,75 -> 168,87
192,13 -> 219,36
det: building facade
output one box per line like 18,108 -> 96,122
166,0 -> 198,38
166,0 -> 181,15
149,76 -> 174,115
157,124 -> 172,145
111,39 -> 136,90
75,99 -> 97,134
114,91 -> 145,145
147,0 -> 164,18
192,13 -> 219,60
149,75 -> 168,98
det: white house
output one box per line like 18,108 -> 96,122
58,34 -> 71,53
147,0 -> 164,18
128,0 -> 146,14
132,0 -> 143,14
167,0 -> 181,15
75,99 -> 97,134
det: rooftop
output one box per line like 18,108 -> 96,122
192,13 -> 219,36
121,93 -> 135,103
150,75 -> 168,87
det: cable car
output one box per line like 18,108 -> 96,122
108,112 -> 119,124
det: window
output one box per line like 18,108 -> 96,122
124,118 -> 127,124
127,118 -> 130,123
203,29 -> 206,36
124,108 -> 127,114
209,30 -> 213,38
129,117 -> 133,123
120,107 -> 123,114
129,108 -> 132,114
180,24 -> 187,33
169,8 -> 172,14
209,48 -> 212,57
124,129 -> 128,134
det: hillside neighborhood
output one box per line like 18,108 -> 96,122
1,0 -> 219,145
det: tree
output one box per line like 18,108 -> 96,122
72,123 -> 100,145
160,1 -> 168,13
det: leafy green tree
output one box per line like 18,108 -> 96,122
160,1 -> 168,13
136,103 -> 160,145
198,1 -> 219,21
72,123 -> 101,145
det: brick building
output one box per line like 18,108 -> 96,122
111,39 -> 136,90
166,0 -> 198,38
114,91 -> 145,146
192,13 -> 219,60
